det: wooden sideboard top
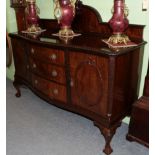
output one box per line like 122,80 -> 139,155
9,31 -> 146,57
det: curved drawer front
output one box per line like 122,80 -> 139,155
32,74 -> 49,96
32,74 -> 67,103
48,82 -> 67,103
30,58 -> 66,84
29,45 -> 65,66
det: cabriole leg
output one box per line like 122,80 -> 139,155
102,128 -> 115,155
13,81 -> 21,97
94,121 -> 121,155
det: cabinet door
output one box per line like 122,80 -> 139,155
69,52 -> 109,117
11,38 -> 30,81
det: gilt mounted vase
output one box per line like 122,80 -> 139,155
108,0 -> 130,44
25,0 -> 41,32
54,0 -> 76,37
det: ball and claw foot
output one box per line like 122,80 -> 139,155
103,144 -> 113,155
15,90 -> 21,97
13,82 -> 21,98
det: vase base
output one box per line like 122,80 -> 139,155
108,34 -> 130,44
22,25 -> 46,34
52,32 -> 81,44
59,27 -> 75,37
27,24 -> 42,33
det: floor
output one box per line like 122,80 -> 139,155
6,79 -> 149,155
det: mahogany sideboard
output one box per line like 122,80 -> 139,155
9,1 -> 146,155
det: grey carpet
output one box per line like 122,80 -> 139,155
6,79 -> 149,155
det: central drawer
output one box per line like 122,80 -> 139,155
29,58 -> 66,84
29,44 -> 65,66
32,74 -> 67,103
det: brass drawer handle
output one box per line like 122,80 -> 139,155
52,70 -> 58,77
34,80 -> 38,84
70,79 -> 74,87
53,89 -> 59,95
33,63 -> 36,68
31,48 -> 35,54
27,65 -> 29,69
50,53 -> 57,60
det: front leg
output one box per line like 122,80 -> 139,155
102,127 -> 117,155
13,81 -> 21,97
94,121 -> 121,155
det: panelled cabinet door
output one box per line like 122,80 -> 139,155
69,52 -> 109,117
11,38 -> 30,81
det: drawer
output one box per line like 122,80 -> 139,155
32,74 -> 49,96
48,81 -> 67,103
30,58 -> 66,84
29,45 -> 65,66
32,74 -> 67,103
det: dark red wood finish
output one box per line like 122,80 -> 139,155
143,68 -> 149,97
10,0 -> 26,7
10,0 -> 26,31
126,97 -> 149,147
10,0 -> 27,32
126,68 -> 149,147
10,1 -> 146,155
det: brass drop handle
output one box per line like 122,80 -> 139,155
88,56 -> 96,63
50,53 -> 57,60
33,63 -> 36,68
70,78 -> 74,87
34,79 -> 38,84
52,70 -> 58,77
31,48 -> 35,54
53,89 -> 59,95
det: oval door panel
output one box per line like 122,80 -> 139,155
74,61 -> 103,107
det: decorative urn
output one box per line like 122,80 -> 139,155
54,0 -> 76,37
108,0 -> 130,44
25,0 -> 41,32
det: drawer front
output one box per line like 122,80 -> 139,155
32,74 -> 49,96
48,81 -> 67,103
30,58 -> 66,84
32,74 -> 67,103
29,45 -> 65,66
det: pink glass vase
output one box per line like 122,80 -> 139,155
108,0 -> 130,44
25,0 -> 41,32
54,0 -> 75,36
